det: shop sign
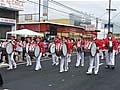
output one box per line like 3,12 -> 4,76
0,0 -> 24,10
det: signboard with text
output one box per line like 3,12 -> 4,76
0,0 -> 24,11
0,17 -> 16,24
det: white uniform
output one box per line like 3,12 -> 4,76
7,41 -> 17,70
86,39 -> 101,75
35,52 -> 42,70
60,56 -> 68,72
26,43 -> 32,66
59,41 -> 68,73
52,53 -> 59,66
103,36 -> 117,68
75,40 -> 85,67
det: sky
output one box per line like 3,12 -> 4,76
19,0 -> 120,33
20,0 -> 120,22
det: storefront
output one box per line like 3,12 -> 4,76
0,0 -> 23,38
17,22 -> 86,39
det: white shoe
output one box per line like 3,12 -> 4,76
55,63 -> 59,66
81,64 -> 84,67
75,64 -> 79,67
59,70 -> 64,73
86,71 -> 92,75
7,68 -> 13,70
52,63 -> 56,66
94,72 -> 98,75
35,68 -> 41,71
64,69 -> 68,72
14,66 -> 17,69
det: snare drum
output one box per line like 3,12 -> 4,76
6,42 -> 13,55
90,42 -> 97,57
55,42 -> 68,57
34,45 -> 40,57
84,41 -> 97,56
55,43 -> 62,57
61,42 -> 68,57
49,43 -> 56,54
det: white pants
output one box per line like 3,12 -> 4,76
52,53 -> 59,65
8,52 -> 16,69
99,50 -> 104,59
60,56 -> 68,72
87,53 -> 100,74
26,53 -> 32,66
35,53 -> 42,70
67,53 -> 72,63
0,52 -> 2,60
105,50 -> 116,66
76,52 -> 84,67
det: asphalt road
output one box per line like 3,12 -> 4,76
0,53 -> 120,90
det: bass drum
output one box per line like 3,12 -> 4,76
55,43 -> 62,57
90,42 -> 97,57
34,45 -> 40,57
6,42 -> 13,54
49,44 -> 55,54
61,42 -> 68,57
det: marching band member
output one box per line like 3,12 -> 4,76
48,37 -> 59,66
26,37 -> 32,66
86,32 -> 102,75
16,40 -> 23,62
103,32 -> 117,69
99,39 -> 104,59
59,36 -> 68,72
22,39 -> 27,61
66,38 -> 73,63
75,36 -> 85,67
35,36 -> 45,71
7,36 -> 17,70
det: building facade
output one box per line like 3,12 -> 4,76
0,0 -> 23,38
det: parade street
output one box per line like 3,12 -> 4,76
0,53 -> 120,90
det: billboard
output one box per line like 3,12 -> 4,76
69,13 -> 91,28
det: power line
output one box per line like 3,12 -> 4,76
23,0 -> 92,21
111,11 -> 120,20
26,0 -> 70,15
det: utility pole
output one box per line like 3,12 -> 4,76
106,0 -> 116,32
96,18 -> 98,30
39,0 -> 41,22
108,0 -> 111,32
39,0 -> 41,33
